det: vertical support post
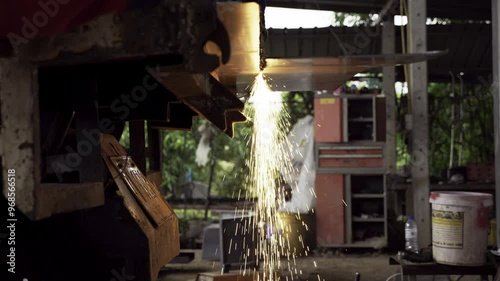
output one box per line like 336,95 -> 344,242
491,0 -> 500,250
383,18 -> 396,174
129,120 -> 146,173
383,15 -> 397,248
146,121 -> 163,186
0,60 -> 40,218
408,0 -> 431,249
147,122 -> 162,172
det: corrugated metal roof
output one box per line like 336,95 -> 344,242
263,0 -> 492,21
266,23 -> 492,82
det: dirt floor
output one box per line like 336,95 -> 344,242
159,250 -> 490,281
159,250 -> 400,281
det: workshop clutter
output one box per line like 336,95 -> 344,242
466,162 -> 495,182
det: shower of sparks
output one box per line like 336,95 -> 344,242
242,72 -> 297,281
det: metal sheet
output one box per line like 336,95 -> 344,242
258,52 -> 445,91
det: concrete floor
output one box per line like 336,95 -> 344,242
159,250 -> 398,281
159,250 -> 491,281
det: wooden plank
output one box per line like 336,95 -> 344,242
38,183 -> 104,219
382,17 -> 396,249
147,171 -> 162,187
408,0 -> 431,249
147,122 -> 162,172
492,0 -> 500,250
129,120 -> 147,173
109,156 -> 171,226
101,134 -> 173,227
101,133 -> 180,276
0,60 -> 40,218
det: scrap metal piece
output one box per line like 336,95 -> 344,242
180,0 -> 231,73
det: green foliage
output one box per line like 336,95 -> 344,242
119,122 -> 130,149
283,91 -> 314,132
115,91 -> 315,199
160,92 -> 314,198
161,117 -> 252,197
427,82 -> 494,176
396,82 -> 494,176
334,12 -> 372,26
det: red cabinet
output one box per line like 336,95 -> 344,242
314,93 -> 387,248
314,97 -> 342,142
315,174 -> 345,245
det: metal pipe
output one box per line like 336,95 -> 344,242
457,73 -> 464,166
449,71 -> 455,169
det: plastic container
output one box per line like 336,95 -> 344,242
429,191 -> 493,266
488,218 -> 496,247
405,216 -> 418,253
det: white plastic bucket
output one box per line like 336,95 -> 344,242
429,191 -> 493,266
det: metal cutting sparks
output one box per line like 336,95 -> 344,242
243,72 -> 295,281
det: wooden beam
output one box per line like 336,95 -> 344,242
129,120 -> 147,173
408,0 -> 431,249
492,0 -> 500,250
383,17 -> 396,252
147,122 -> 162,172
383,17 -> 396,174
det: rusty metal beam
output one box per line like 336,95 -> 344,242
154,69 -> 247,137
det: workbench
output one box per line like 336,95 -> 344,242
389,257 -> 497,281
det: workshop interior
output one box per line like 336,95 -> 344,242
1,0 -> 500,281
